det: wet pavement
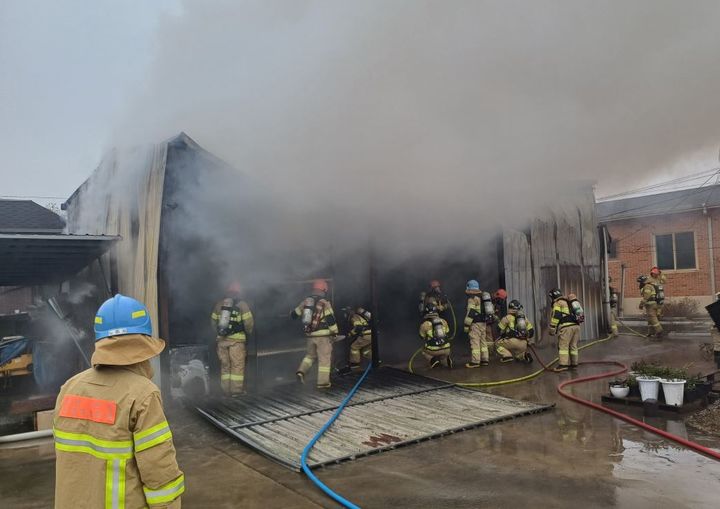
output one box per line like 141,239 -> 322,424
2,332 -> 720,508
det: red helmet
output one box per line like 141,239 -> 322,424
650,267 -> 661,276
429,279 -> 441,289
312,279 -> 329,293
227,281 -> 242,294
494,288 -> 507,300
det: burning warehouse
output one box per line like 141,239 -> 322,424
56,132 -> 607,468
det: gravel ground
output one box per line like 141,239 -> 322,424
686,401 -> 720,436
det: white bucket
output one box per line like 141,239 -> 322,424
660,379 -> 686,406
636,376 -> 661,401
610,385 -> 630,398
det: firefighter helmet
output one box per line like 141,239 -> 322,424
430,279 -> 441,290
508,299 -> 523,311
312,279 -> 329,294
548,288 -> 563,301
423,303 -> 439,317
650,266 -> 661,276
94,294 -> 152,341
494,288 -> 507,300
465,279 -> 481,294
227,281 -> 242,295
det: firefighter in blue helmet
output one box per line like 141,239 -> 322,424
53,294 -> 184,508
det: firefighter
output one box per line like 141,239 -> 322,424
345,306 -> 372,369
291,279 -> 338,388
548,288 -> 583,370
53,294 -> 184,509
419,279 -> 448,315
638,275 -> 663,338
493,288 -> 508,318
648,266 -> 666,317
496,299 -> 535,363
710,292 -> 720,368
419,303 -> 452,368
211,281 -> 254,396
609,285 -> 619,337
463,280 -> 492,368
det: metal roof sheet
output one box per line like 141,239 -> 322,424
596,184 -> 720,222
0,233 -> 119,286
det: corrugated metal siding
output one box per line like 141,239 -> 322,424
505,190 -> 604,341
197,368 -> 551,470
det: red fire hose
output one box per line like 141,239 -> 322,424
527,344 -> 720,462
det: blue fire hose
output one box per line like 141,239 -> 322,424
300,363 -> 372,509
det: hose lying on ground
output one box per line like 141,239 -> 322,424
300,363 -> 372,509
557,360 -> 720,462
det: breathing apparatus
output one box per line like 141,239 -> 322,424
567,294 -> 585,323
217,298 -> 234,336
302,296 -> 316,329
481,291 -> 495,322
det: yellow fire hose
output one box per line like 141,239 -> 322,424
408,332 -> 615,387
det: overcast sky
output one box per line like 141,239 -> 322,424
1,0 -> 719,206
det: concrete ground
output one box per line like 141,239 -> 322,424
2,331 -> 720,508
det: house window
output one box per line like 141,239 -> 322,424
608,239 -> 618,259
655,232 -> 696,270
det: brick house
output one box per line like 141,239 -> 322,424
0,199 -> 66,314
596,184 -> 720,314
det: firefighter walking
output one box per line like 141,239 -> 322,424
496,299 -> 534,363
463,280 -> 494,368
638,275 -> 663,338
292,279 -> 338,388
211,281 -> 254,396
345,306 -> 372,369
548,288 -> 584,370
649,266 -> 666,317
53,294 -> 184,509
419,304 -> 452,368
609,278 -> 619,337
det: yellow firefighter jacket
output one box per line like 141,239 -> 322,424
419,317 -> 451,350
348,311 -> 371,339
549,297 -> 579,333
463,295 -> 484,334
498,312 -> 535,339
53,359 -> 184,509
640,283 -> 657,306
293,297 -> 339,337
211,298 -> 254,340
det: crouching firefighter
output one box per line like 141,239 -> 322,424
496,299 -> 535,363
548,288 -> 584,371
291,279 -> 338,388
53,294 -> 184,509
419,304 -> 452,369
638,275 -> 663,339
345,306 -> 372,369
211,282 -> 254,396
464,280 -> 495,368
609,279 -> 619,337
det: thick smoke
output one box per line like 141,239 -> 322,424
112,0 -> 720,240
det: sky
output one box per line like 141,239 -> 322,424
2,0 -> 720,209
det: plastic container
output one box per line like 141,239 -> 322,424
610,385 -> 630,398
660,378 -> 686,406
636,376 -> 661,401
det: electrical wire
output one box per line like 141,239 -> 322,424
300,363 -> 372,509
598,168 -> 720,202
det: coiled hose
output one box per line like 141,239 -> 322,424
300,363 -> 372,509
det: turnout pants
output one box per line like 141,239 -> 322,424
422,346 -> 451,364
217,337 -> 246,394
496,337 -> 528,360
644,302 -> 663,335
558,324 -> 580,366
297,336 -> 333,386
468,322 -> 489,363
349,334 -> 372,364
610,309 -> 619,336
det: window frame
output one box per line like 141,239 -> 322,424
652,231 -> 698,272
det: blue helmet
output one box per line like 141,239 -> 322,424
94,294 -> 152,341
466,279 -> 480,292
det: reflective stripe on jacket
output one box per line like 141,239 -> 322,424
349,313 -> 371,338
294,298 -> 339,337
549,298 -> 578,331
463,295 -> 485,333
419,318 -> 450,350
211,299 -> 254,340
53,361 -> 184,509
498,313 -> 534,338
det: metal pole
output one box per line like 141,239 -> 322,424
707,209 -> 716,295
601,226 -> 612,334
620,264 -> 626,318
369,240 -> 380,368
